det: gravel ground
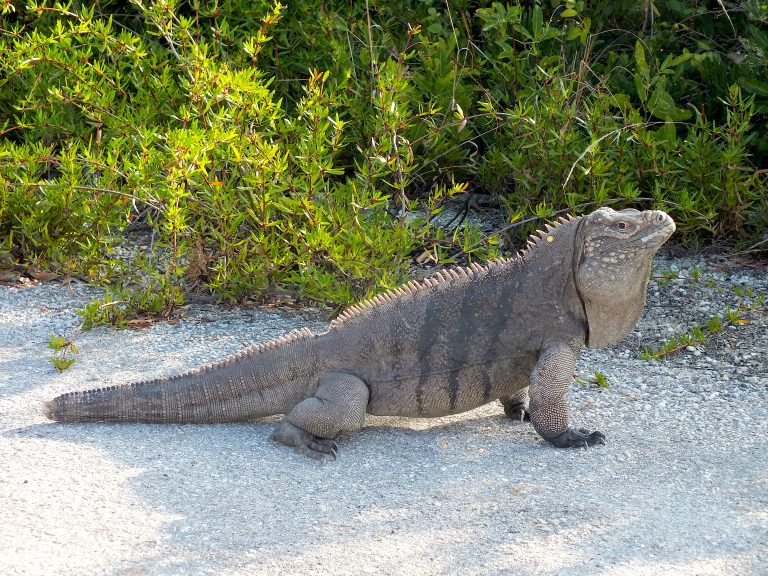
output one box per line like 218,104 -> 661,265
1,253 -> 766,576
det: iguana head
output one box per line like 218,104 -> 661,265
575,207 -> 676,348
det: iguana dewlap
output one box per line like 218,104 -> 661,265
47,207 -> 675,459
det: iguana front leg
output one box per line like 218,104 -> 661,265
271,371 -> 369,460
529,342 -> 605,448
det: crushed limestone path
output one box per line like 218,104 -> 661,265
1,255 -> 766,576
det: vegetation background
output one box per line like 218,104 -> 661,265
1,0 -> 766,321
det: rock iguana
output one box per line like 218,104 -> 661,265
46,207 -> 675,459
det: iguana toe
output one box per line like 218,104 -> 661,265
298,440 -> 338,461
271,421 -> 338,461
548,427 -> 606,448
504,403 -> 530,422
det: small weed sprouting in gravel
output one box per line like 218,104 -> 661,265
594,372 -> 609,388
689,326 -> 707,341
78,293 -> 129,329
656,270 -> 680,287
724,307 -> 739,323
654,267 -> 699,286
576,372 -> 610,388
641,310 -> 746,361
642,333 -> 697,361
707,315 -> 723,334
690,268 -> 701,283
49,333 -> 78,372
77,280 -> 183,330
642,270 -> 766,361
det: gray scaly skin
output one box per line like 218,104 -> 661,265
46,207 -> 676,460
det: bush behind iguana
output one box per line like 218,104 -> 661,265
46,207 -> 675,459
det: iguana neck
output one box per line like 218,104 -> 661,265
572,222 -> 653,349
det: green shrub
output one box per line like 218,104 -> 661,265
0,1 -> 468,314
0,1 -> 765,321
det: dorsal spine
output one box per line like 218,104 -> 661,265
330,213 -> 581,327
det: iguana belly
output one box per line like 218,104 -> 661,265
365,358 -> 533,417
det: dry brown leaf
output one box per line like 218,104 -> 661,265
126,318 -> 155,330
28,270 -> 59,281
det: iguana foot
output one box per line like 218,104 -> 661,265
548,427 -> 605,448
503,402 -> 530,422
271,421 -> 338,461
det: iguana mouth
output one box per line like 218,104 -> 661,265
640,225 -> 674,245
638,211 -> 675,246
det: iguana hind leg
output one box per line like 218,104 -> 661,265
529,343 -> 605,448
271,371 -> 368,460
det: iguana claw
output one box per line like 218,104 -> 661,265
301,438 -> 338,461
548,427 -> 606,448
503,403 -> 530,422
271,421 -> 338,461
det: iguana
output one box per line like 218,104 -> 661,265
46,207 -> 675,459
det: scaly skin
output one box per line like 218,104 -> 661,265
46,207 -> 675,460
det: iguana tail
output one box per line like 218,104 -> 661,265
45,328 -> 320,423
45,369 -> 256,423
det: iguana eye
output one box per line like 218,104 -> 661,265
615,221 -> 627,230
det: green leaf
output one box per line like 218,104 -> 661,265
532,4 -> 543,37
594,372 -> 609,388
747,24 -> 768,53
48,333 -> 65,350
566,25 -> 581,41
634,41 -> 649,77
561,8 -> 578,17
52,357 -> 77,372
665,51 -> 692,69
653,122 -> 678,146
648,85 -> 691,121
495,39 -> 516,60
514,24 -> 533,40
738,76 -> 768,97
610,92 -> 632,110
634,73 -> 648,103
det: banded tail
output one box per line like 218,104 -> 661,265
45,368 -> 261,423
46,327 -> 323,424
